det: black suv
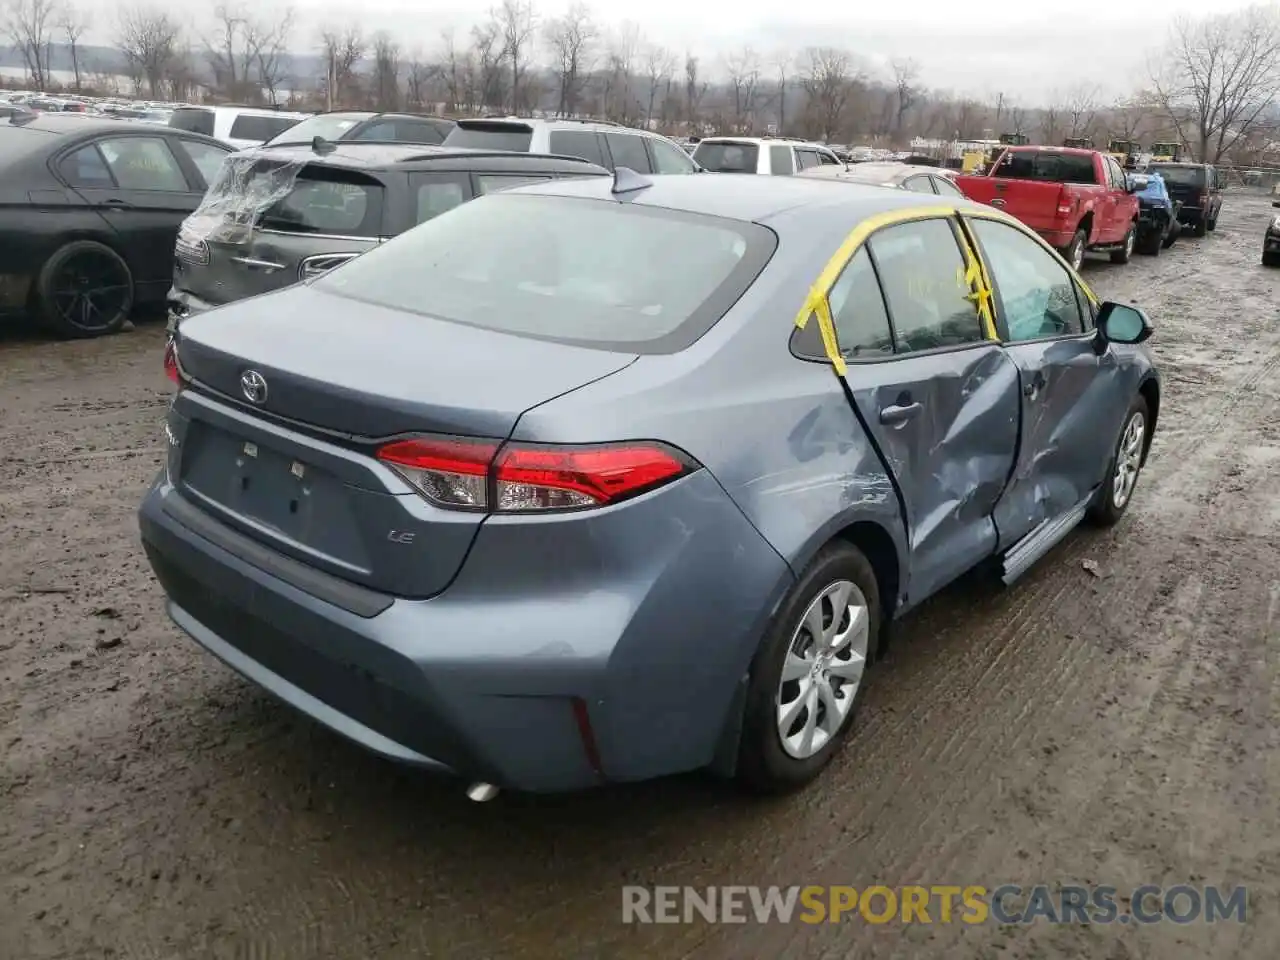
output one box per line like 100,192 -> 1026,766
168,143 -> 607,326
1145,162 -> 1225,237
263,111 -> 456,148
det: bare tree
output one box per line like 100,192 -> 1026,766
601,21 -> 639,124
404,49 -> 435,110
544,2 -> 595,117
116,5 -> 183,97
58,1 -> 91,92
1006,104 -> 1028,137
247,6 -> 294,106
371,32 -> 401,111
319,23 -> 364,110
438,29 -> 475,113
1062,82 -> 1101,138
771,50 -> 792,134
683,50 -> 705,126
800,47 -> 861,142
643,43 -> 674,128
890,57 -> 920,140
724,46 -> 760,134
1039,102 -> 1063,144
3,0 -> 57,89
471,16 -> 506,111
1150,4 -> 1280,162
495,0 -> 536,113
205,4 -> 254,100
1109,94 -> 1152,140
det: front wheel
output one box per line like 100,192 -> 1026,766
1110,223 -> 1136,264
1086,395 -> 1149,527
736,542 -> 881,793
35,240 -> 133,339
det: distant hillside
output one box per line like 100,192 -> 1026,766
0,42 -> 328,91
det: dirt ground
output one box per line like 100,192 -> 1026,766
2,196 -> 1278,960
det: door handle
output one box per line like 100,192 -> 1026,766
230,256 -> 285,272
99,198 -> 132,209
879,402 -> 923,425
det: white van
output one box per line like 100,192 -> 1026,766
168,106 -> 312,151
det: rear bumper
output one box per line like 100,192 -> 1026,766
1036,227 -> 1078,249
138,469 -> 791,793
1176,205 -> 1203,223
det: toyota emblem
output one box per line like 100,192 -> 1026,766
240,369 -> 268,404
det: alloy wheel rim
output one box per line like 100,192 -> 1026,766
776,579 -> 869,760
1125,228 -> 1135,256
1072,242 -> 1084,271
1112,412 -> 1145,508
52,252 -> 130,332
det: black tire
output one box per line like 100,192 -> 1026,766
1190,216 -> 1207,238
1162,222 -> 1180,248
1136,227 -> 1162,256
1086,395 -> 1150,528
1060,230 -> 1087,273
1110,223 -> 1136,263
1263,250 -> 1280,267
35,240 -> 133,339
737,542 -> 882,793
1206,215 -> 1217,232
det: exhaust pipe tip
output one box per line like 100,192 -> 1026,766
466,782 -> 500,802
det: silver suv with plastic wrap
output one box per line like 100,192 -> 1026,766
166,141 -> 609,328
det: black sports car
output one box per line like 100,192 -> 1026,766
0,112 -> 232,337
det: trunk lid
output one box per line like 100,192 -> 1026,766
170,285 -> 637,597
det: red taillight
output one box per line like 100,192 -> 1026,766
163,338 -> 179,384
376,435 -> 694,513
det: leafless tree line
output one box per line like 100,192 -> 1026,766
3,0 -> 1279,162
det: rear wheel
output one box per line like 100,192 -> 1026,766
1263,250 -> 1280,267
1206,214 -> 1217,232
737,542 -> 881,793
1136,226 -> 1162,256
1162,221 -> 1180,248
36,240 -> 133,339
1110,223 -> 1136,263
1191,216 -> 1207,238
1061,230 -> 1086,272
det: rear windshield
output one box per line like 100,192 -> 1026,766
168,108 -> 215,137
265,112 -> 371,145
693,141 -> 759,173
1147,164 -> 1205,187
229,114 -> 301,143
313,193 -> 776,353
994,150 -> 1097,184
442,122 -> 534,152
251,166 -> 386,237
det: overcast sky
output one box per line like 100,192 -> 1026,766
92,0 -> 1261,103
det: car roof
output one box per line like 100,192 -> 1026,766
176,104 -> 310,118
511,172 -> 985,227
3,113 -> 207,138
801,162 -> 940,184
1147,160 -> 1203,167
241,141 -> 607,173
697,136 -> 831,149
450,116 -> 656,134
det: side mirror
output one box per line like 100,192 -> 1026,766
1095,301 -> 1153,348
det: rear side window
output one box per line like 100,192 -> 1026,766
315,194 -> 776,353
769,145 -> 794,175
397,119 -> 449,145
350,120 -> 399,141
443,122 -> 534,152
175,138 -> 230,185
649,137 -> 696,174
868,218 -> 985,353
60,144 -> 115,187
411,173 -> 470,224
692,141 -> 759,173
228,114 -> 300,143
260,170 -> 385,237
904,175 -> 934,194
168,108 -> 215,137
604,133 -> 652,173
795,149 -> 820,171
97,137 -> 189,191
548,130 -> 607,167
827,248 -> 894,359
995,150 -> 1097,184
475,174 -> 555,195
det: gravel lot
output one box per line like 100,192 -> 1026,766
2,195 -> 1278,960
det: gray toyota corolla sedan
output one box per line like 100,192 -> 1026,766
140,172 -> 1160,798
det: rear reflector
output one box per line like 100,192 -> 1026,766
376,435 -> 695,513
163,338 -> 179,385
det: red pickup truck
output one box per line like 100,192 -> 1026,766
955,147 -> 1140,272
